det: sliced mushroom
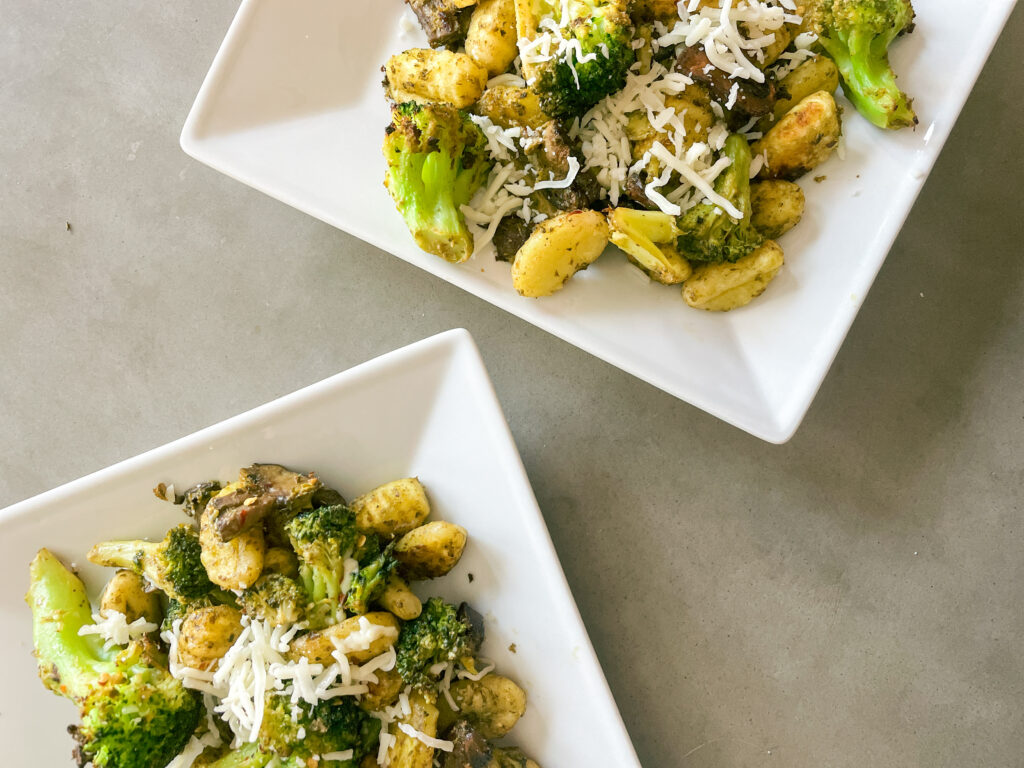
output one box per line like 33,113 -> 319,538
208,489 -> 276,540
240,463 -> 321,505
210,464 -> 321,540
407,0 -> 475,49
493,216 -> 534,264
442,721 -> 493,768
674,46 -> 778,128
528,121 -> 602,212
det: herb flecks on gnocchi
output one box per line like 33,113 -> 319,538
382,0 -> 919,311
28,464 -> 537,768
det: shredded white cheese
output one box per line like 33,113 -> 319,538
398,10 -> 418,38
78,609 -> 157,649
532,156 -> 580,190
321,750 -> 355,762
397,723 -> 455,752
439,662 -> 459,712
658,1 -> 802,83
162,615 -> 395,749
770,31 -> 819,79
456,658 -> 496,681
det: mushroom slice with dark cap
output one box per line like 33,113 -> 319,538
527,121 -> 603,212
493,216 -> 535,263
208,489 -> 277,540
241,463 -> 321,506
442,721 -> 493,768
674,45 -> 779,129
407,0 -> 475,49
210,464 -> 322,540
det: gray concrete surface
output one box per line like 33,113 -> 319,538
2,2 -> 1022,766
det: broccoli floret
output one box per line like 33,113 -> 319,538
676,134 -> 764,263
27,549 -> 202,768
238,573 -> 307,626
522,0 -> 635,119
88,524 -> 214,602
285,504 -> 360,627
344,542 -> 398,616
258,694 -> 380,764
353,531 -> 383,564
815,0 -> 917,129
395,598 -> 482,689
383,101 -> 493,263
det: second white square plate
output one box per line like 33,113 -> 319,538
180,0 -> 1016,441
0,329 -> 640,767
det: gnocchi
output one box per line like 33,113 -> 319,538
683,240 -> 785,311
750,180 -> 806,239
385,49 -> 488,109
466,0 -> 518,76
99,569 -> 161,625
350,477 -> 431,539
200,483 -> 265,590
754,91 -> 842,181
511,210 -> 610,297
394,520 -> 468,579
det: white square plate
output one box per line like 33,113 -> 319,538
180,1 -> 1015,442
0,329 -> 640,767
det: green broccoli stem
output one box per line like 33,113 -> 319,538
344,542 -> 397,615
89,524 -> 213,601
676,133 -> 762,263
88,538 -> 154,572
721,134 -> 751,210
300,559 -> 341,603
820,27 -> 915,130
27,549 -> 113,701
403,151 -> 473,262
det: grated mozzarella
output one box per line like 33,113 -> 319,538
532,156 -> 580,190
163,732 -> 217,768
79,609 -> 157,649
340,557 -> 361,595
769,31 -> 819,79
486,72 -> 527,88
439,662 -> 459,712
397,723 -> 455,752
163,615 -> 395,749
321,750 -> 355,762
658,1 -> 802,83
163,694 -> 224,768
456,658 -> 496,681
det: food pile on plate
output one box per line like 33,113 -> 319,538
382,0 -> 917,309
27,464 -> 536,768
